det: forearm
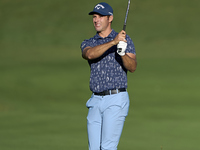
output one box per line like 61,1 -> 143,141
121,54 -> 137,73
83,30 -> 127,60
82,40 -> 115,60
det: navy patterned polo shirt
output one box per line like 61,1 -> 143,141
81,29 -> 136,93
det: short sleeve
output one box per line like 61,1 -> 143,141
80,39 -> 92,53
126,35 -> 136,55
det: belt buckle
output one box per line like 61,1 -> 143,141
111,89 -> 118,94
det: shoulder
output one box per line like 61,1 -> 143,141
81,36 -> 94,44
126,34 -> 133,41
125,34 -> 136,54
126,34 -> 134,45
80,35 -> 97,51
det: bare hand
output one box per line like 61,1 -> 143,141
113,30 -> 127,45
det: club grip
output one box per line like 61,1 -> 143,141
123,24 -> 126,31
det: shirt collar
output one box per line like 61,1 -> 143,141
94,29 -> 116,39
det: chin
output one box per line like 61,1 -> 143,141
95,27 -> 102,32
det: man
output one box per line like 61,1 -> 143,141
80,2 -> 137,150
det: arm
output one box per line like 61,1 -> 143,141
82,40 -> 115,60
82,30 -> 126,60
116,32 -> 137,73
121,53 -> 137,73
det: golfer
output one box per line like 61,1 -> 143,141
80,2 -> 137,150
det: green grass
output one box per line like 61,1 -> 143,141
0,0 -> 200,150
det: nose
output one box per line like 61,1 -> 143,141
94,15 -> 100,22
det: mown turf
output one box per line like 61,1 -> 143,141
0,0 -> 200,150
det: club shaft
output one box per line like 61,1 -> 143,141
123,0 -> 130,31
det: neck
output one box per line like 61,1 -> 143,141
98,28 -> 112,38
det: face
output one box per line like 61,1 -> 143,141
92,14 -> 113,32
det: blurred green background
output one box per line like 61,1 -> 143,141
0,0 -> 200,150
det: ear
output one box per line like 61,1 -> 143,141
109,15 -> 113,23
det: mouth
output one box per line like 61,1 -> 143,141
95,23 -> 101,28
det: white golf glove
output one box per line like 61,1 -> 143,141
117,41 -> 127,56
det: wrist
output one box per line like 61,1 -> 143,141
118,51 -> 125,56
110,40 -> 117,46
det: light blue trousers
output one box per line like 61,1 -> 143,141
86,91 -> 130,150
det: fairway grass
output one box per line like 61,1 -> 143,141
1,57 -> 199,150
